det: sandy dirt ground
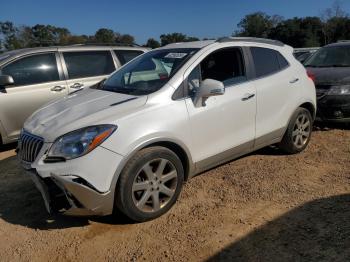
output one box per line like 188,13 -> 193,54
0,126 -> 349,262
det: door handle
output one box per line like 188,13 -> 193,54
50,86 -> 66,92
241,93 -> 255,101
289,78 -> 299,84
70,83 -> 84,89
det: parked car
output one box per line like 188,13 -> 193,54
293,47 -> 319,63
0,44 -> 148,145
304,41 -> 350,123
18,37 -> 316,222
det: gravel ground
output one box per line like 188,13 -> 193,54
0,126 -> 349,262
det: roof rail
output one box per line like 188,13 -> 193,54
65,42 -> 141,47
337,40 -> 350,43
216,37 -> 284,47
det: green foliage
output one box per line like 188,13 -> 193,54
94,28 -> 115,43
0,1 -> 349,52
160,33 -> 199,46
145,38 -> 161,49
235,2 -> 349,47
236,12 -> 275,38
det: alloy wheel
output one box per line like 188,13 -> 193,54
132,158 -> 178,213
292,112 -> 311,148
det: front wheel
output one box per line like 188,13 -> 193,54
279,107 -> 313,154
115,146 -> 184,222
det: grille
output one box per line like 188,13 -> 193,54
19,131 -> 44,163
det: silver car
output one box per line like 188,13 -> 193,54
0,45 -> 148,145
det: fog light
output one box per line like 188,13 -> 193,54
334,110 -> 343,118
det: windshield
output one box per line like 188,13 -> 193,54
305,46 -> 350,67
100,48 -> 199,95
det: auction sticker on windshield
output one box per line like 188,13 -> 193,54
165,53 -> 188,59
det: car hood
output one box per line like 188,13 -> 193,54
24,88 -> 147,142
306,67 -> 350,86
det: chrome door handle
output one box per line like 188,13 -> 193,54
70,83 -> 84,89
50,86 -> 66,92
241,93 -> 255,101
290,78 -> 299,84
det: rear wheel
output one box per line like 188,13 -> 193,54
115,146 -> 184,222
279,107 -> 313,154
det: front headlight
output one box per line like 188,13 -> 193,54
48,125 -> 117,160
328,85 -> 350,95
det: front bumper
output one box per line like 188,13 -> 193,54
316,94 -> 350,123
24,168 -> 114,216
19,144 -> 124,217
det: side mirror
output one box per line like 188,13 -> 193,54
0,75 -> 14,92
193,79 -> 225,107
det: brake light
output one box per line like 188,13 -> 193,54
307,70 -> 316,83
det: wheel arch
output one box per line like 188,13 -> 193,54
110,137 -> 195,193
299,102 -> 316,120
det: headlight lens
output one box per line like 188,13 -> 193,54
48,125 -> 117,160
328,85 -> 350,95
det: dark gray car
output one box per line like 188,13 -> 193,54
304,42 -> 350,123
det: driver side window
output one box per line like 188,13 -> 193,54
187,47 -> 247,94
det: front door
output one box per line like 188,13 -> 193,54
184,47 -> 256,171
0,52 -> 68,140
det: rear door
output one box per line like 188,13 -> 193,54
0,51 -> 68,139
249,47 -> 298,147
60,50 -> 116,93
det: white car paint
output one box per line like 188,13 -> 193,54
19,38 -> 316,216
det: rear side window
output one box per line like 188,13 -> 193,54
63,51 -> 115,79
1,53 -> 59,86
251,47 -> 288,78
277,53 -> 289,69
114,50 -> 144,65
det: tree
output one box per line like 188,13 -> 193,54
269,17 -> 324,47
321,0 -> 349,44
145,38 -> 160,49
116,33 -> 135,44
94,28 -> 115,43
160,33 -> 199,46
0,21 -> 22,50
235,12 -> 274,38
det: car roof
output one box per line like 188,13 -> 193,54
325,41 -> 350,48
0,45 -> 149,61
160,40 -> 216,49
161,37 -> 286,50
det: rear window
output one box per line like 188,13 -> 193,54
63,51 -> 115,79
114,50 -> 144,65
251,47 -> 288,78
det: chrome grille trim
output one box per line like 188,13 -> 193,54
19,131 -> 44,163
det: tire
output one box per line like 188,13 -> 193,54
115,146 -> 184,222
279,107 -> 313,154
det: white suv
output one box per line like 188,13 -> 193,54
18,37 -> 316,222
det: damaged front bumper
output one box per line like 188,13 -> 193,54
18,140 -> 124,217
25,169 -> 114,216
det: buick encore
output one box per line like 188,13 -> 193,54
0,44 -> 148,144
18,38 -> 316,222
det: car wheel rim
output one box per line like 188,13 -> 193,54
132,158 -> 178,213
292,113 -> 311,148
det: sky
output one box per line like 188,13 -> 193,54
1,0 -> 349,44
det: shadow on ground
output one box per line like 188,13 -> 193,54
0,142 -> 17,153
207,194 -> 350,262
0,155 -> 131,230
